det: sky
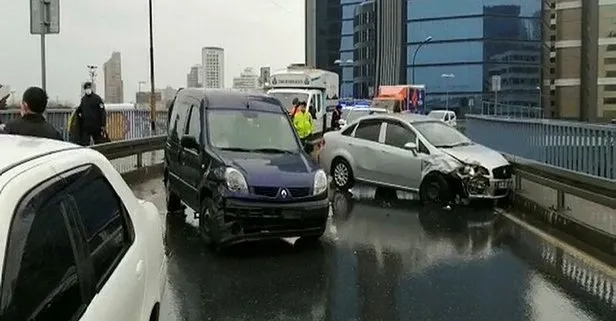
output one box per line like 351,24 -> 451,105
0,0 -> 304,105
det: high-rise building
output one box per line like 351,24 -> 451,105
305,0 -> 344,93
186,65 -> 203,88
353,2 -> 376,99
103,52 -> 124,103
201,47 -> 225,88
259,67 -> 271,86
232,68 -> 259,92
407,1 -> 542,111
544,1 -> 616,121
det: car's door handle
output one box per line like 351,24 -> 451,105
136,259 -> 144,280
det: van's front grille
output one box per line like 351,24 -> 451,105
251,186 -> 311,198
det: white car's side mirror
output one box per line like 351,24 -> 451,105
339,119 -> 347,127
403,142 -> 417,150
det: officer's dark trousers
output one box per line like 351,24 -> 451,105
80,130 -> 105,146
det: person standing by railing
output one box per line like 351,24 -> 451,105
76,82 -> 108,145
0,87 -> 63,140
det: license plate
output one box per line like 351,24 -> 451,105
495,181 -> 511,189
282,210 -> 302,219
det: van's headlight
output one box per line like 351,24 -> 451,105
313,169 -> 328,195
225,168 -> 248,193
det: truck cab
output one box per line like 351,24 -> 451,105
267,66 -> 339,137
371,85 -> 426,114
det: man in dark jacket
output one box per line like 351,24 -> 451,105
77,82 -> 107,145
0,86 -> 63,140
331,104 -> 343,130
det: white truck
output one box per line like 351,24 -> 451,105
267,66 -> 339,136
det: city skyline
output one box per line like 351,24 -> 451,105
0,0 -> 303,104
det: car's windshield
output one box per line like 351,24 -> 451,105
269,92 -> 309,112
207,110 -> 299,152
412,121 -> 471,148
345,108 -> 387,124
428,111 -> 446,120
371,99 -> 402,112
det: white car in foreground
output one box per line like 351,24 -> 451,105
0,136 -> 166,321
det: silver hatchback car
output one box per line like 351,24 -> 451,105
318,113 -> 513,204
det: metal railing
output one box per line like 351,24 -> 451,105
466,101 -> 543,118
506,153 -> 615,255
92,135 -> 165,175
0,109 -> 169,141
466,115 -> 616,180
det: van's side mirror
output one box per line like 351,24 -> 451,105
180,136 -> 199,150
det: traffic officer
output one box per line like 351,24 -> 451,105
293,101 -> 314,153
0,86 -> 63,140
289,97 -> 300,118
77,82 -> 107,145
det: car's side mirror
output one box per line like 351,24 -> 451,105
338,119 -> 347,127
180,136 -> 199,150
403,142 -> 417,150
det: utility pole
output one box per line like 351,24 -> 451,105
87,65 -> 98,83
30,0 -> 60,92
148,0 -> 156,133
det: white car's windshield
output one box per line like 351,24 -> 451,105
428,111 -> 446,120
269,92 -> 309,112
413,121 -> 471,148
207,110 -> 300,153
345,109 -> 387,124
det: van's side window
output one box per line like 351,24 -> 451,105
1,178 -> 86,320
169,97 -> 191,139
186,104 -> 201,142
67,173 -> 134,290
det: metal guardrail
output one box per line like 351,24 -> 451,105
466,115 -> 616,180
506,153 -> 615,256
90,135 -> 166,177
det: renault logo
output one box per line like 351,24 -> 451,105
280,189 -> 289,198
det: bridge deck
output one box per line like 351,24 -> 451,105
130,176 -> 615,321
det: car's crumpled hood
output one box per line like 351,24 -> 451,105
439,143 -> 509,169
218,151 -> 318,187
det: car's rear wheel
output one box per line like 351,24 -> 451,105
420,174 -> 453,206
332,158 -> 354,190
165,178 -> 184,214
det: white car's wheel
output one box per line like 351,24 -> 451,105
332,158 -> 354,190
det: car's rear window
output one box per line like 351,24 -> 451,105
207,110 -> 300,152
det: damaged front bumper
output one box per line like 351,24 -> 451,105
217,196 -> 330,245
462,175 -> 513,199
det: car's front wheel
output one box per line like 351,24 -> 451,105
332,158 -> 354,190
420,174 -> 453,206
199,196 -> 226,253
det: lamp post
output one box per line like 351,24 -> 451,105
148,0 -> 156,132
411,36 -> 432,85
441,73 -> 455,111
87,65 -> 98,83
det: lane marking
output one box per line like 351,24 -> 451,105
496,209 -> 616,278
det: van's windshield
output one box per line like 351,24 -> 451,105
269,92 -> 309,112
207,110 -> 300,153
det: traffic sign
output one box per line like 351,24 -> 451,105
30,0 -> 60,35
491,75 -> 501,92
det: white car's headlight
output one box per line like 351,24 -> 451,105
225,168 -> 248,193
313,169 -> 328,195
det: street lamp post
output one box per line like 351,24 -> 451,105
148,0 -> 156,132
411,36 -> 432,85
441,73 -> 455,111
87,65 -> 98,83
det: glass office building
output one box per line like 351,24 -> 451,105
407,0 -> 543,111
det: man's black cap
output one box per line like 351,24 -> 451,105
298,101 -> 307,106
83,82 -> 93,89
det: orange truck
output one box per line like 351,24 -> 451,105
370,85 -> 426,114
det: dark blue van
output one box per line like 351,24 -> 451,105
164,89 -> 329,250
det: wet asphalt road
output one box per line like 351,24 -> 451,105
131,177 -> 616,321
